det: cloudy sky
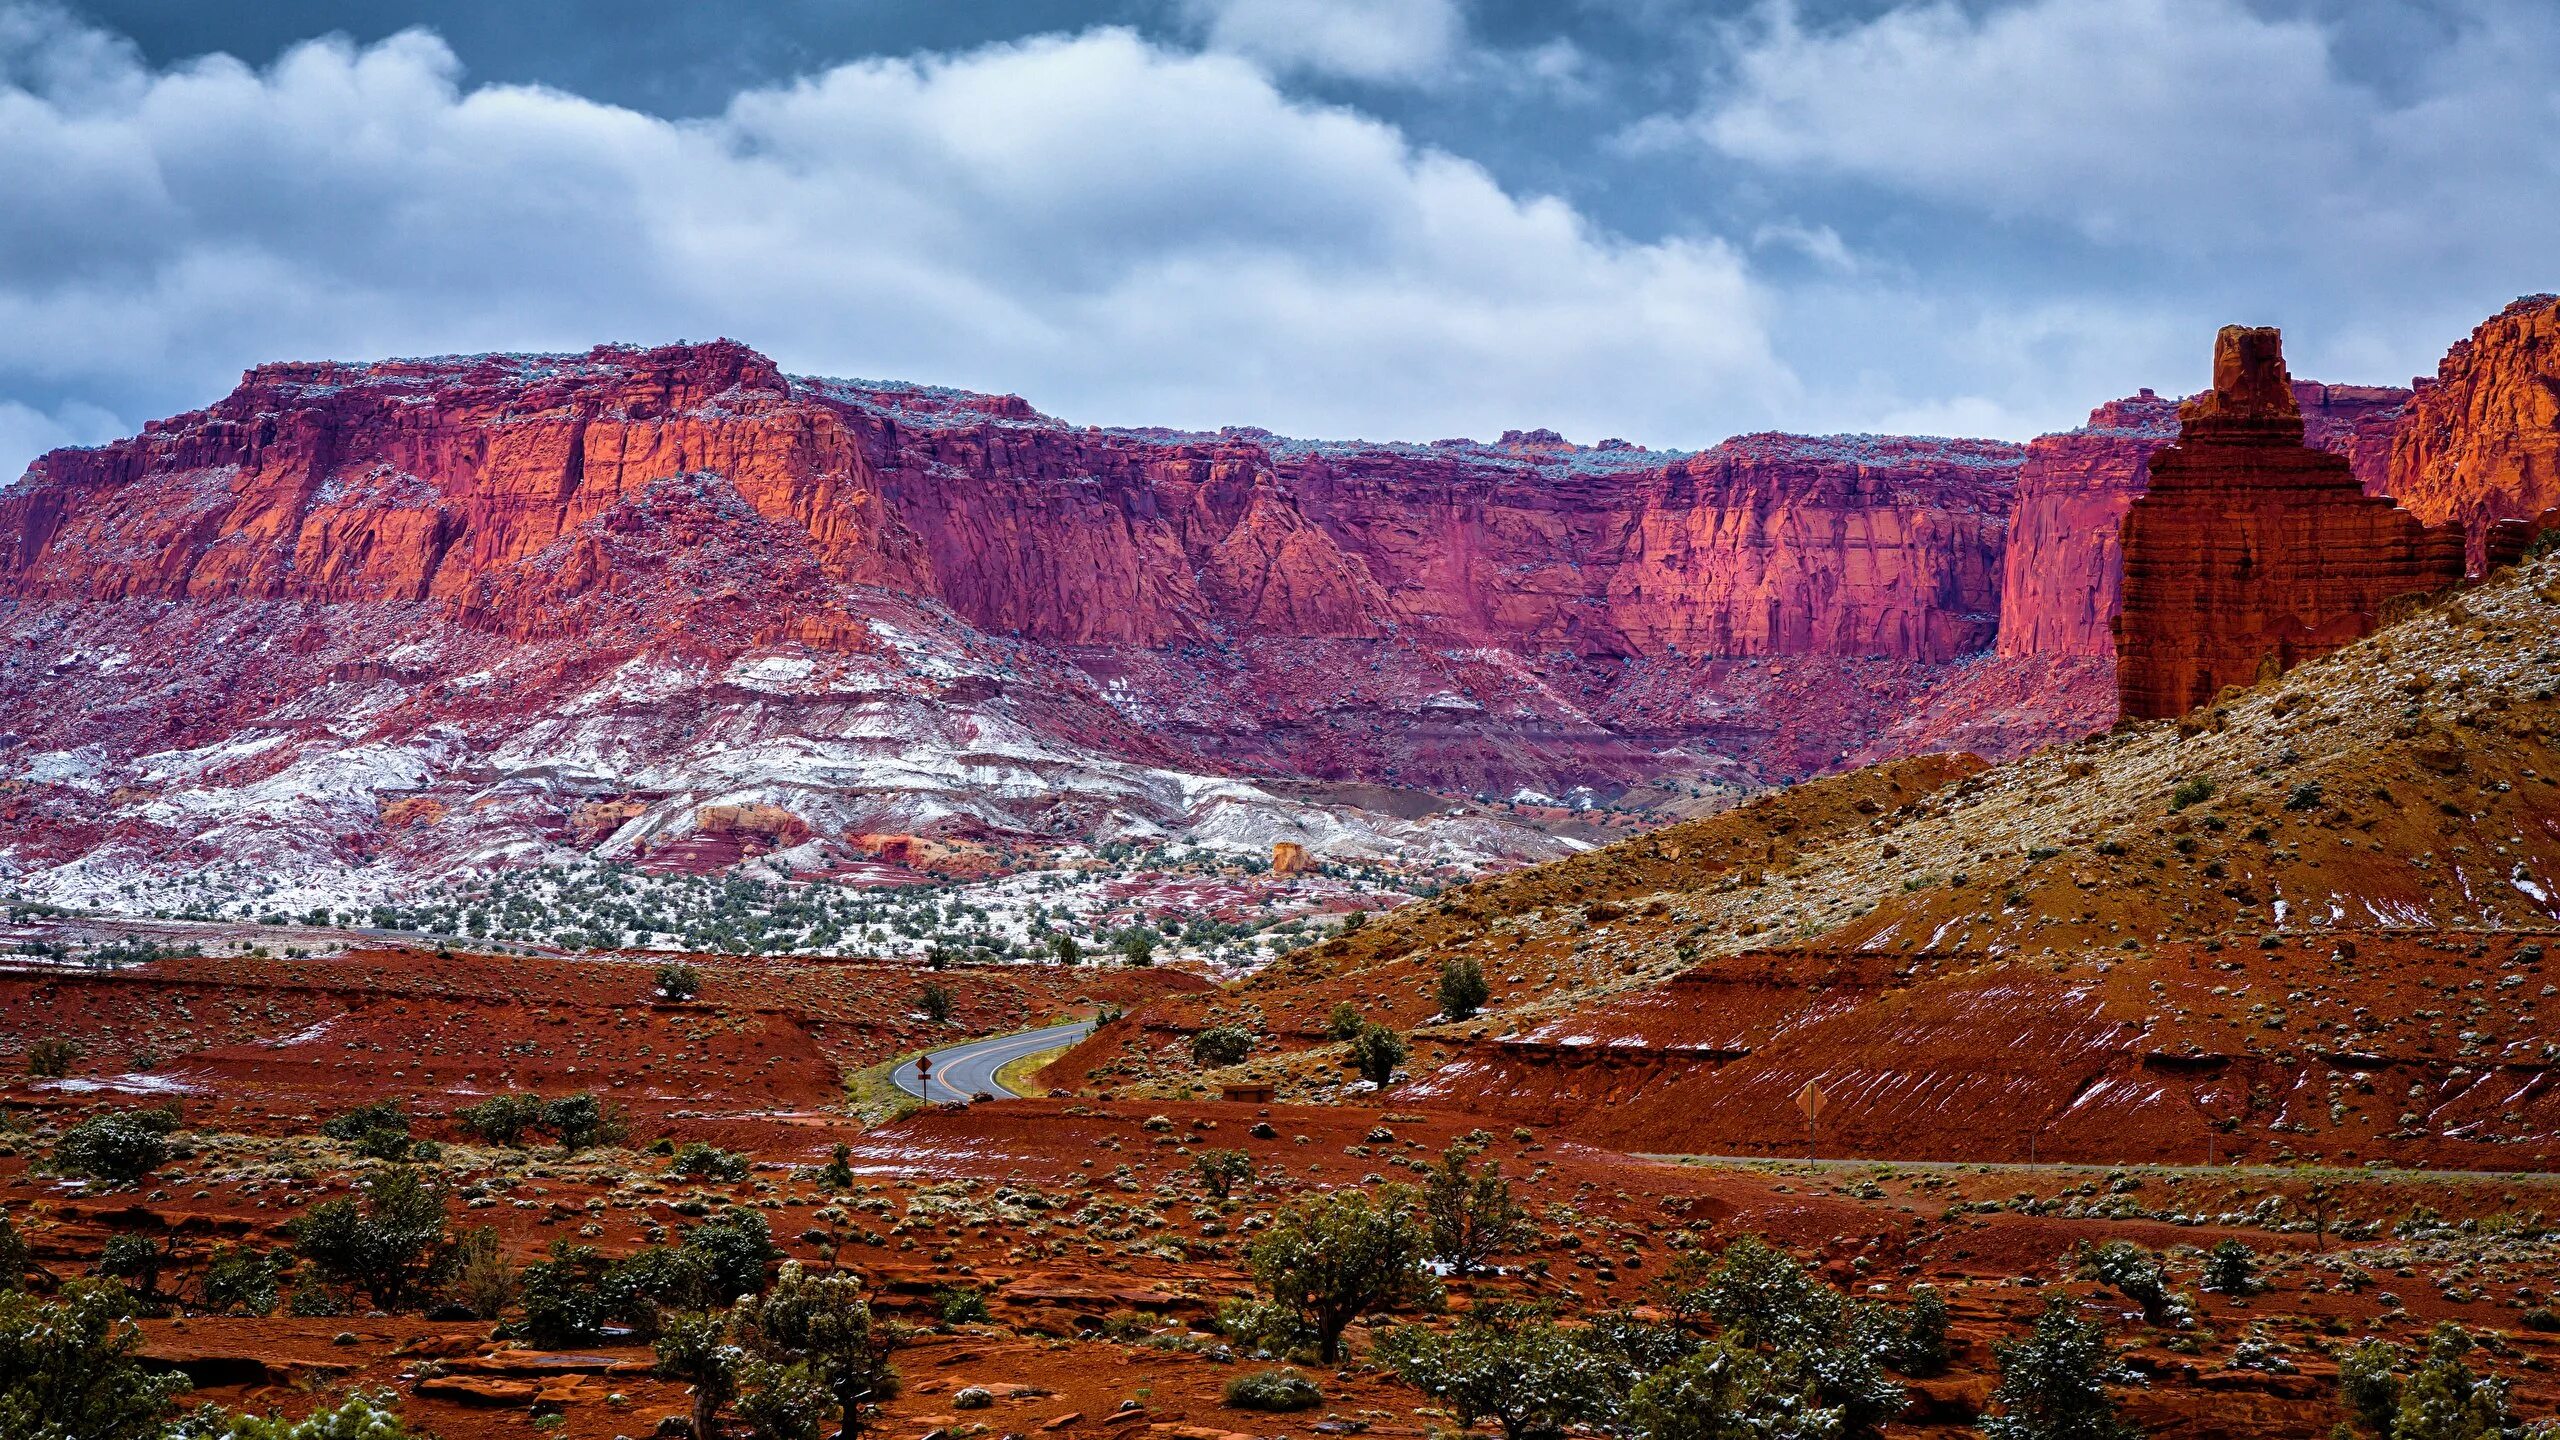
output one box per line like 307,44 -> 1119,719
1,0 -> 2553,480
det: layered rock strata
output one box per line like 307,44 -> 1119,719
2114,328 -> 2464,720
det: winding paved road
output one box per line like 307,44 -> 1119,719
891,1018 -> 1094,1102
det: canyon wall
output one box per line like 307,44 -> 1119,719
2389,294 -> 2560,569
1995,383 -> 2410,662
2114,327 -> 2465,720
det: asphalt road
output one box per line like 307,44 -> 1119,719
891,1018 -> 1094,1102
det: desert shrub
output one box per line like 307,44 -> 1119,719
1223,1368 -> 1324,1412
1380,1312 -> 1612,1440
733,1359 -> 833,1440
318,1100 -> 411,1162
735,1262 -> 909,1440
1349,1023 -> 1408,1088
2340,1325 -> 2525,1440
654,1310 -> 742,1440
1625,1340 -> 1840,1440
442,1225 -> 512,1320
2168,776 -> 2216,811
1660,1236 -> 1905,1436
917,984 -> 954,1024
53,1106 -> 180,1186
1116,930 -> 1157,966
932,1285 -> 990,1325
199,1245 -> 286,1317
1247,1185 -> 1436,1363
95,1234 -> 167,1300
2339,1337 -> 2404,1436
2202,1240 -> 2259,1295
286,1166 -> 453,1310
1891,1286 -> 1951,1377
456,1092 -> 546,1148
0,1209 -> 28,1292
1438,956 -> 1491,1021
1422,1142 -> 1530,1276
1191,1148 -> 1253,1201
0,1280 -> 191,1440
681,1207 -> 781,1305
1983,1294 -> 2137,1440
1191,1025 -> 1253,1069
2075,1240 -> 2183,1326
1325,1002 -> 1365,1041
24,1037 -> 78,1079
2286,781 -> 2325,811
669,1142 -> 751,1182
167,1387 -> 427,1438
541,1092 -> 625,1154
656,960 -> 702,1001
1217,1297 -> 1315,1359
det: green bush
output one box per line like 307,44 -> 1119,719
1380,1314 -> 1610,1440
1421,1143 -> 1530,1276
95,1234 -> 167,1300
1247,1185 -> 1436,1363
1349,1023 -> 1408,1088
1626,1341 -> 1839,1440
2075,1240 -> 2182,1326
53,1107 -> 180,1186
2202,1240 -> 2258,1295
2168,776 -> 2216,812
734,1262 -> 909,1440
669,1142 -> 751,1182
1223,1368 -> 1324,1413
1324,1003 -> 1365,1042
1191,1148 -> 1253,1201
1890,1286 -> 1951,1378
1438,956 -> 1491,1021
199,1245 -> 286,1317
656,961 -> 702,1001
0,1209 -> 28,1292
933,1285 -> 990,1325
2285,781 -> 2325,811
1983,1294 -> 2136,1440
286,1167 -> 453,1310
917,984 -> 954,1024
1191,1025 -> 1253,1069
542,1092 -> 624,1154
167,1387 -> 428,1439
317,1100 -> 409,1158
1217,1297 -> 1314,1359
24,1037 -> 79,1079
456,1092 -> 546,1148
0,1280 -> 191,1440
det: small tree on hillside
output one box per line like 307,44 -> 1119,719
1438,956 -> 1491,1021
1350,1024 -> 1408,1088
1191,1149 -> 1253,1201
917,984 -> 954,1025
1422,1142 -> 1531,1276
655,1309 -> 745,1440
1380,1311 -> 1613,1440
287,1166 -> 453,1310
1325,1002 -> 1365,1042
543,1092 -> 625,1154
1117,930 -> 1157,967
657,961 -> 702,1001
1247,1185 -> 1436,1363
0,1281 -> 192,1440
1982,1294 -> 2137,1440
737,1262 -> 909,1440
52,1107 -> 180,1187
1192,1025 -> 1253,1069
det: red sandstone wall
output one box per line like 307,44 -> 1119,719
2388,294 -> 2560,569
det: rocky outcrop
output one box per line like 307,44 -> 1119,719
1996,384 -> 2409,662
2388,294 -> 2560,569
2114,327 -> 2465,720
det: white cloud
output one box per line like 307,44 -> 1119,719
0,398 -> 121,487
1172,0 -> 1468,84
0,10 -> 1792,482
1689,0 -> 2560,261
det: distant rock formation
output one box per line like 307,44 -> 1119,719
2389,293 -> 2560,570
1998,384 -> 2409,663
2114,327 -> 2465,720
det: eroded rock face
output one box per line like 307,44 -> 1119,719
1995,383 -> 2409,662
0,340 -> 2074,890
2114,327 -> 2465,720
2389,293 -> 2560,569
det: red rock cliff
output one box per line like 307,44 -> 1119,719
2114,327 -> 2464,720
2388,294 -> 2560,569
1996,383 -> 2409,662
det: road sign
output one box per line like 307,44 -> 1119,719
1795,1080 -> 1826,1120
